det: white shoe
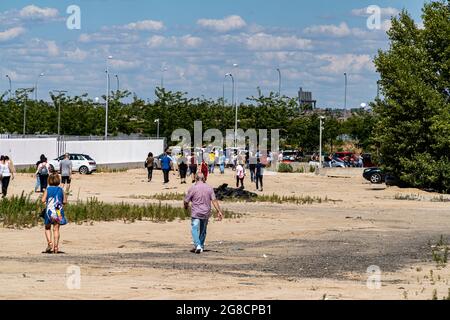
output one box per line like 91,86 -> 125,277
195,245 -> 203,254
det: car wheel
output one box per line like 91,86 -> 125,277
370,173 -> 382,184
79,166 -> 89,175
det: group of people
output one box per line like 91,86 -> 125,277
145,149 -> 266,191
35,154 -> 73,194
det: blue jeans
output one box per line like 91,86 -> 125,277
191,218 -> 208,249
219,164 -> 225,174
209,164 -> 215,173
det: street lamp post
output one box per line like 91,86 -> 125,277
5,75 -> 12,99
154,119 -> 160,139
276,68 -> 281,96
21,88 -> 34,137
344,72 -> 348,109
35,73 -> 45,101
51,90 -> 68,137
225,73 -> 236,147
161,66 -> 168,88
319,116 -> 325,169
105,56 -> 113,140
115,74 -> 120,92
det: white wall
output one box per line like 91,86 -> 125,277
0,138 -> 57,166
0,138 -> 164,166
65,140 -> 164,165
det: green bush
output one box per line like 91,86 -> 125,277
278,163 -> 293,173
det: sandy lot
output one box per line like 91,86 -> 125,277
0,168 -> 449,300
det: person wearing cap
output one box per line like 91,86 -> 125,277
184,173 -> 224,254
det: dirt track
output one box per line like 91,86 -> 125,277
0,169 -> 449,300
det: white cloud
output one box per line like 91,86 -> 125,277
147,35 -> 203,49
121,20 -> 164,31
318,54 -> 374,74
351,6 -> 400,17
66,48 -> 88,61
245,33 -> 312,50
46,41 -> 59,57
304,22 -> 367,38
19,5 -> 59,19
109,59 -> 141,70
197,15 -> 247,32
0,27 -> 26,42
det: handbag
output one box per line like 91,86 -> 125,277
40,208 -> 46,219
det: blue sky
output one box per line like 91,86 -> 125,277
0,0 -> 426,107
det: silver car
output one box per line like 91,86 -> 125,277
49,153 -> 97,174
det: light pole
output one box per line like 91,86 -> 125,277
21,88 -> 34,137
115,74 -> 120,92
51,90 -> 68,137
154,119 -> 160,139
105,56 -> 113,140
161,66 -> 168,88
225,73 -> 236,147
319,116 -> 325,169
5,75 -> 12,99
344,72 -> 348,109
276,68 -> 281,96
35,73 -> 45,101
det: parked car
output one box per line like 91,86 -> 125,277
363,167 -> 387,184
282,150 -> 302,162
334,152 -> 355,162
48,153 -> 97,175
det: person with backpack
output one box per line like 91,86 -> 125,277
145,152 -> 154,182
42,173 -> 67,254
255,158 -> 265,192
36,158 -> 50,192
235,163 -> 245,189
160,150 -> 173,184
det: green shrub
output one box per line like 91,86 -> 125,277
278,163 -> 294,173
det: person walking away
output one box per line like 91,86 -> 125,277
184,173 -> 224,254
145,152 -> 155,182
179,158 -> 188,184
161,150 -> 172,184
219,152 -> 226,174
35,154 -> 46,192
236,163 -> 245,189
60,153 -> 73,194
37,158 -> 50,192
208,151 -> 216,174
249,156 -> 256,183
200,159 -> 209,182
189,152 -> 198,183
42,174 -> 67,254
255,158 -> 265,192
0,156 -> 15,198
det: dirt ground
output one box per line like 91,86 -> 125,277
0,168 -> 449,300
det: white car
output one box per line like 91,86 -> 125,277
49,153 -> 97,174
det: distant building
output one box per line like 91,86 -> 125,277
298,87 -> 317,110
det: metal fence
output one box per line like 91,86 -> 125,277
0,133 -> 162,141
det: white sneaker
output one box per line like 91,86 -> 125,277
195,245 -> 203,254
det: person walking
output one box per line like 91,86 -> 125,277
0,156 -> 15,198
208,151 -> 216,174
249,155 -> 256,183
218,152 -> 226,174
37,158 -> 50,192
145,152 -> 155,182
60,153 -> 73,194
235,163 -> 245,189
200,159 -> 209,182
35,154 -> 46,193
184,173 -> 224,254
160,150 -> 172,184
189,152 -> 198,183
255,158 -> 265,192
41,173 -> 67,254
179,157 -> 188,184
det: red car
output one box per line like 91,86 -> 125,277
334,152 -> 355,162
